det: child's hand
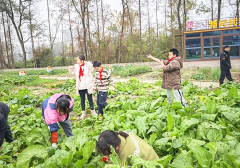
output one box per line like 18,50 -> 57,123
147,54 -> 152,58
159,61 -> 164,66
69,66 -> 75,75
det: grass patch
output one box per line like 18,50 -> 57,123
110,65 -> 152,77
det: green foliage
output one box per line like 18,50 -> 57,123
1,75 -> 240,167
211,68 -> 221,80
191,72 -> 207,80
110,65 -> 152,77
1,69 -> 68,76
199,67 -> 212,75
189,67 -> 221,81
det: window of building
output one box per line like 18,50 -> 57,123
204,38 -> 211,59
203,31 -> 221,37
186,33 -> 201,38
186,39 -> 201,60
223,35 -> 240,58
223,29 -> 240,35
212,38 -> 220,59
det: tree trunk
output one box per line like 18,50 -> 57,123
87,3 -> 93,61
211,0 -> 213,22
236,0 -> 239,26
101,0 -> 106,63
101,0 -> 105,39
47,0 -> 54,64
126,1 -> 133,35
68,4 -> 74,61
77,24 -> 84,54
165,0 -> 167,54
0,32 -> 5,68
177,0 -> 182,34
61,22 -> 65,61
78,0 -> 88,59
29,5 -> 36,68
7,15 -> 15,68
183,0 -> 186,31
96,0 -> 101,62
119,0 -> 126,63
156,0 -> 158,38
171,0 -> 174,47
217,0 -> 221,28
2,12 -> 10,68
138,0 -> 142,62
147,0 -> 151,53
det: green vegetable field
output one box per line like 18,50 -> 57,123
0,69 -> 240,168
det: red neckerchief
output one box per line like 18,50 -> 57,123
79,63 -> 84,80
165,56 -> 176,65
99,67 -> 104,86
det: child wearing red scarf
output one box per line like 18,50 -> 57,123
69,55 -> 97,119
147,48 -> 187,107
93,61 -> 114,116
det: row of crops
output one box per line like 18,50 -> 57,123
0,70 -> 240,167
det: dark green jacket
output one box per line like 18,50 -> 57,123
117,133 -> 159,166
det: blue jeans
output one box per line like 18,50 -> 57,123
97,91 -> 108,116
59,119 -> 74,137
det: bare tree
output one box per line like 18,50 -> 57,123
138,0 -> 142,61
211,0 -> 213,21
95,0 -> 101,61
177,0 -> 182,33
0,0 -> 34,68
68,4 -> 74,61
147,0 -> 151,52
1,12 -> 10,68
7,14 -> 14,68
72,0 -> 89,59
156,0 -> 159,38
119,0 -> 126,63
101,0 -> 105,39
86,2 -> 93,60
217,0 -> 221,28
47,0 -> 64,63
28,3 -> 36,68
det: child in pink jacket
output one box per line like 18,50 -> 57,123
42,93 -> 74,146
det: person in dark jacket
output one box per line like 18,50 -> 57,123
219,45 -> 233,85
0,102 -> 13,151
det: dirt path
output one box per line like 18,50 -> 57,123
1,60 -> 239,72
39,74 -> 220,89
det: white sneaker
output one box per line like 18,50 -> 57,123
80,111 -> 86,119
91,110 -> 98,116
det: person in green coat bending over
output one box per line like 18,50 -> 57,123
96,130 -> 159,166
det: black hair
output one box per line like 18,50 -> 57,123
96,130 -> 129,155
56,95 -> 71,114
224,45 -> 230,49
93,61 -> 101,67
78,55 -> 85,61
169,48 -> 179,56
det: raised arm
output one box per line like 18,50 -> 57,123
146,54 -> 161,64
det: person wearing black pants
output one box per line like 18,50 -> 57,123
0,102 -> 13,151
79,89 -> 94,112
219,45 -> 233,85
69,55 -> 97,120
